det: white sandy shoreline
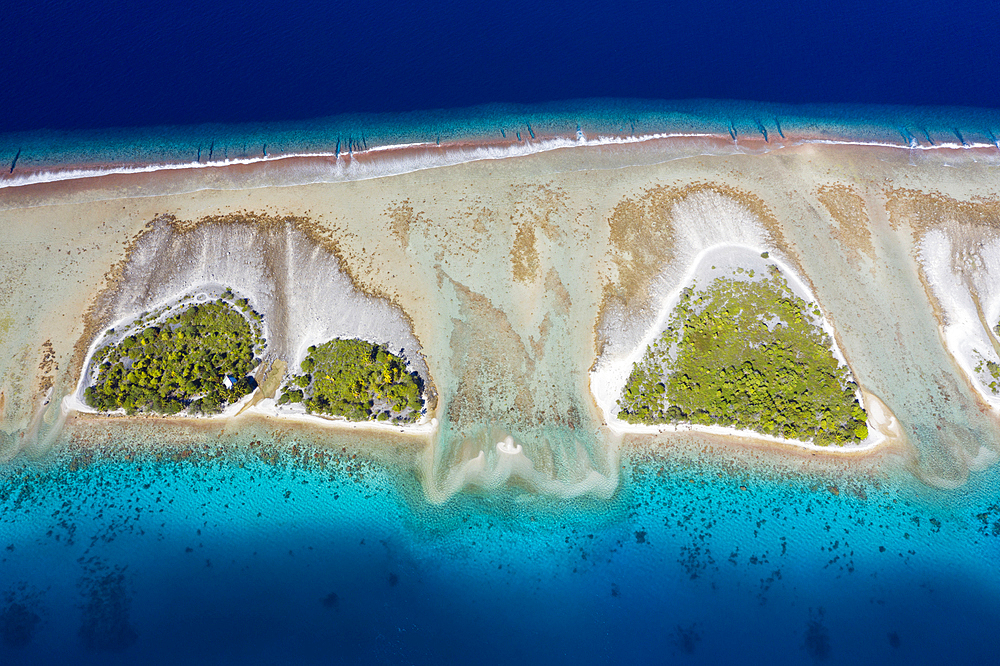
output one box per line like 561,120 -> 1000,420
60,238 -> 893,460
590,242 -> 898,456
63,388 -> 437,439
601,396 -> 895,456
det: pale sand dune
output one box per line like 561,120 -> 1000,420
2,139 -> 999,493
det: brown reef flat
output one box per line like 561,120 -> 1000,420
2,137 -> 1000,493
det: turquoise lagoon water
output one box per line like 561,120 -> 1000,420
2,435 -> 998,665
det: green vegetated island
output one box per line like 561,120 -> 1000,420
84,287 -> 425,424
972,320 -> 1000,394
618,264 -> 868,446
84,290 -> 264,415
279,339 -> 425,424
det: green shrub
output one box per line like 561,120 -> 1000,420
84,295 -> 262,415
618,268 -> 867,445
280,338 -> 423,422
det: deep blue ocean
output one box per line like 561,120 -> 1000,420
3,1 -> 1000,664
2,0 -> 999,134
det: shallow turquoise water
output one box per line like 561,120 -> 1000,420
2,439 -> 998,665
3,99 -> 1000,177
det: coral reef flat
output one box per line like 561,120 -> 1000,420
0,129 -> 998,496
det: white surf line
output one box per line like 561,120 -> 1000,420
7,130 -> 998,213
791,138 -> 1000,151
0,132 -> 720,190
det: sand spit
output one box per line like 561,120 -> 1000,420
899,191 -> 1000,477
2,138 -> 1000,494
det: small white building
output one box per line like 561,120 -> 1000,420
223,375 -> 236,390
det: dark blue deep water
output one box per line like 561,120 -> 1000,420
2,0 -> 998,133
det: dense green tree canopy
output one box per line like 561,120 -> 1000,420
279,339 -> 424,424
84,297 -> 262,415
618,266 -> 868,445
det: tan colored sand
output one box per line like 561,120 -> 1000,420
1,139 -> 999,488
